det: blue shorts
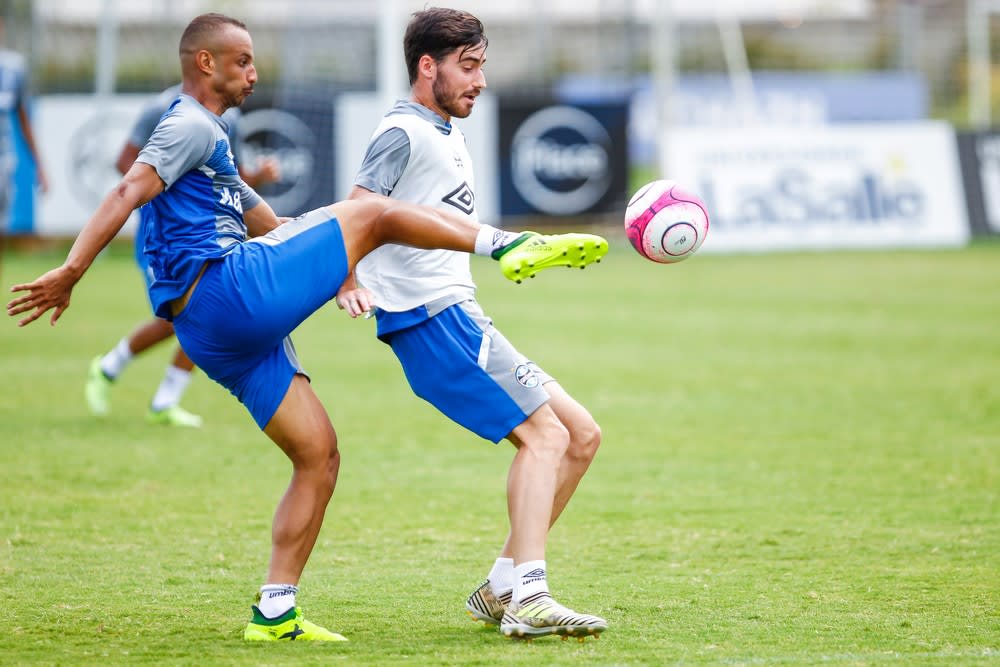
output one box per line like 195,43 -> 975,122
172,210 -> 349,429
385,300 -> 552,443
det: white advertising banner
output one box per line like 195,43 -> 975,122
36,94 -> 150,236
663,122 -> 970,252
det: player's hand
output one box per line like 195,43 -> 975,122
255,157 -> 281,186
335,286 -> 375,318
7,265 -> 78,327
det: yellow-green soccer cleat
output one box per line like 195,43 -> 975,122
466,579 -> 512,625
85,356 -> 112,416
243,605 -> 348,642
494,232 -> 608,283
500,592 -> 607,640
147,405 -> 204,428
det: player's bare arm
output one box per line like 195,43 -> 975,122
7,162 -> 164,327
243,198 -> 281,237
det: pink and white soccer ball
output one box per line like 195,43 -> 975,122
624,180 -> 709,264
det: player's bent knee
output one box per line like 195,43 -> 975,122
530,420 -> 572,463
299,433 -> 340,472
314,451 -> 339,499
325,446 -> 341,482
511,405 -> 572,461
567,420 -> 601,464
292,444 -> 339,499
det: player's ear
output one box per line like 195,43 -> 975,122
195,49 -> 215,75
418,54 -> 436,80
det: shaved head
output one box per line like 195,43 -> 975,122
178,12 -> 257,115
179,13 -> 247,63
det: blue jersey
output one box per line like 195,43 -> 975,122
135,94 -> 262,319
128,85 -> 242,162
129,87 -> 242,299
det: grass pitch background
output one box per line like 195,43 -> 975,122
1,236 -> 998,666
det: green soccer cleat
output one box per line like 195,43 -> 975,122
500,592 -> 607,640
85,356 -> 113,416
243,605 -> 348,642
466,579 -> 512,625
147,404 -> 204,428
493,232 -> 608,283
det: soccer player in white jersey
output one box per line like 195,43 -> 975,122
338,7 -> 608,640
84,84 -> 280,428
0,17 -> 48,278
8,12 -> 606,642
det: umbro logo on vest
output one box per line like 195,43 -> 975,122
442,182 -> 475,215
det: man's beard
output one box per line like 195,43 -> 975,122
432,77 -> 470,119
223,92 -> 246,110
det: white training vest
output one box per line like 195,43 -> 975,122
355,113 -> 478,312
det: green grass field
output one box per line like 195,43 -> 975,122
2,236 -> 999,666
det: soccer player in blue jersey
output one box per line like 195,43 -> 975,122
0,17 -> 48,279
338,8 -> 607,640
84,84 -> 280,428
7,12 -> 606,642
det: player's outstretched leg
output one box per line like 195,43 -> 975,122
500,592 -> 607,640
492,232 -> 608,284
328,199 -> 608,284
466,580 -> 512,625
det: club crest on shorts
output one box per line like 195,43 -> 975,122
514,363 -> 539,388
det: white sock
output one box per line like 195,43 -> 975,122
474,225 -> 522,257
258,584 -> 298,618
488,557 -> 515,596
513,560 -> 549,603
150,365 -> 193,412
99,338 -> 134,380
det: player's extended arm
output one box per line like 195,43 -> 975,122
6,162 -> 164,327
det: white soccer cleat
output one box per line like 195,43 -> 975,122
465,579 -> 512,625
500,592 -> 607,640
